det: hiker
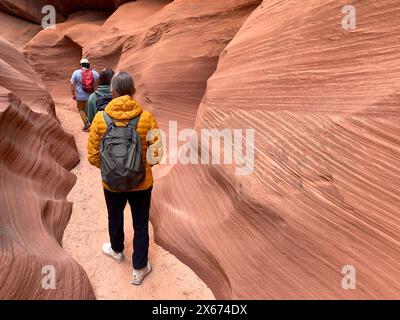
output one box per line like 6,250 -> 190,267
70,58 -> 99,132
86,68 -> 114,124
88,71 -> 162,285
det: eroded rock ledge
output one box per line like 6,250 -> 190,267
1,0 -> 400,299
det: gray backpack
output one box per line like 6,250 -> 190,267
100,112 -> 145,192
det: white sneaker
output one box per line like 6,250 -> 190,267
102,243 -> 125,263
132,262 -> 152,285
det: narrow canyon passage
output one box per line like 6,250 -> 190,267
50,85 -> 214,300
3,0 -> 400,300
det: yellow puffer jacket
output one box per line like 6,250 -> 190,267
88,95 -> 162,192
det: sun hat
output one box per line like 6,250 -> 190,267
80,58 -> 90,64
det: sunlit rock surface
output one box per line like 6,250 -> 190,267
1,0 -> 399,299
0,36 -> 94,299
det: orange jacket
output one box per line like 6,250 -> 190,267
88,95 -> 162,191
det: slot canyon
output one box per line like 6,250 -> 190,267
0,0 -> 400,300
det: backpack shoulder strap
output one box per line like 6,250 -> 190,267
128,112 -> 142,129
102,112 -> 115,129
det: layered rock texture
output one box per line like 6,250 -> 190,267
1,0 -> 400,299
0,36 -> 94,299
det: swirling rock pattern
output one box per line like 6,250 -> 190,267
24,11 -> 110,87
0,11 -> 41,50
25,0 -> 262,129
0,36 -> 94,299
153,0 -> 400,298
5,0 -> 400,299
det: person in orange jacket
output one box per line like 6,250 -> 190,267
88,71 -> 162,285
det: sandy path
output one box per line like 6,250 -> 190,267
52,89 -> 214,300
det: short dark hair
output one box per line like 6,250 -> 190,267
81,63 -> 90,69
111,71 -> 135,97
98,68 -> 115,86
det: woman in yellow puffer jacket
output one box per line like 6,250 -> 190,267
88,71 -> 162,285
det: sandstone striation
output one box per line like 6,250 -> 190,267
1,0 -> 400,299
0,36 -> 94,299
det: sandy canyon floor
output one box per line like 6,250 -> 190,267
51,87 -> 214,300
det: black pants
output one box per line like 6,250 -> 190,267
103,187 -> 152,270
